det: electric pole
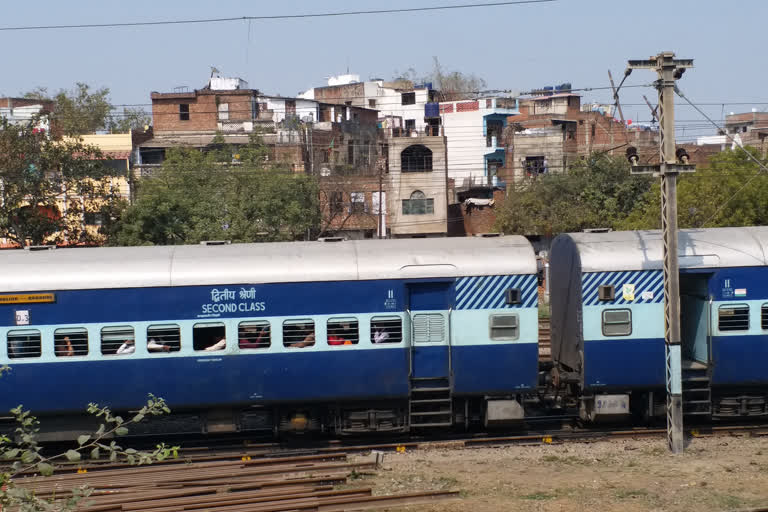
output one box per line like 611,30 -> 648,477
626,52 -> 694,454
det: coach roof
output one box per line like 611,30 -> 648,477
0,236 -> 536,292
555,227 -> 768,273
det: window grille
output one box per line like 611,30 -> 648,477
412,314 -> 445,343
7,330 -> 41,359
101,326 -> 133,355
147,324 -> 181,353
327,318 -> 359,346
238,321 -> 271,349
718,304 -> 749,332
371,316 -> 402,344
762,304 -> 768,330
283,319 -> 315,348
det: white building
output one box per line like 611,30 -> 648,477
439,96 -> 519,195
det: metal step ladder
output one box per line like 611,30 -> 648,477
682,360 -> 711,418
409,377 -> 453,428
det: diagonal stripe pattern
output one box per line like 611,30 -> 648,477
455,274 -> 538,309
581,270 -> 664,306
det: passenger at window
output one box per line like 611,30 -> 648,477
239,326 -> 269,349
373,329 -> 390,343
148,338 -> 172,352
204,337 -> 226,351
289,331 -> 315,348
116,339 -> 136,355
56,336 -> 75,357
329,323 -> 353,345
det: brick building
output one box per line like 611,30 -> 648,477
724,110 -> 768,155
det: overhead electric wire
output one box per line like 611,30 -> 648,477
0,1 -> 555,32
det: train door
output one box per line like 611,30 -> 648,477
680,273 -> 712,365
407,282 -> 452,379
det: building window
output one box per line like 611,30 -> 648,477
489,314 -> 519,340
405,119 -> 416,133
193,322 -> 226,351
402,190 -> 434,215
218,103 -> 229,121
329,191 -> 343,214
371,316 -> 402,343
84,212 -> 103,226
601,309 -> 632,336
350,192 -> 366,213
327,318 -> 359,345
524,156 -> 547,175
368,99 -> 376,108
283,320 -> 315,348
238,321 -> 271,349
179,103 -> 190,121
401,92 -> 416,105
7,329 -> 41,359
401,144 -> 433,172
719,304 -> 749,332
147,324 -> 181,353
101,326 -> 133,355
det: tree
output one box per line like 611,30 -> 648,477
109,137 -> 320,246
494,153 -> 653,236
619,147 -> 768,230
108,107 -> 152,134
0,118 -> 124,247
393,57 -> 486,101
0,391 -> 176,511
24,83 -> 113,136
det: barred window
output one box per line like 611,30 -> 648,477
371,316 -> 402,344
7,330 -> 41,359
194,323 -> 226,351
101,326 -> 134,355
762,304 -> 768,330
602,309 -> 632,336
489,314 -> 519,340
147,324 -> 181,353
239,321 -> 271,349
719,304 -> 749,332
54,328 -> 88,357
283,319 -> 315,348
327,318 -> 359,346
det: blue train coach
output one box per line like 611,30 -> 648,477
549,227 -> 768,422
0,236 -> 538,438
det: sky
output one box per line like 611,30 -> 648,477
2,0 -> 766,141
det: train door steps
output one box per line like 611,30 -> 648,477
410,376 -> 452,428
682,362 -> 712,417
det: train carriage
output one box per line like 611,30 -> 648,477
0,236 -> 538,438
549,227 -> 768,422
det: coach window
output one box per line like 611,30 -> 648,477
54,328 -> 88,357
761,304 -> 768,330
193,323 -> 226,351
602,309 -> 632,336
283,320 -> 315,348
101,326 -> 134,355
718,304 -> 750,332
147,325 -> 181,353
327,318 -> 359,346
371,316 -> 402,344
238,321 -> 271,349
7,330 -> 42,359
489,314 -> 519,341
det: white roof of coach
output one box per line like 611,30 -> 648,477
564,227 -> 768,273
0,236 -> 536,292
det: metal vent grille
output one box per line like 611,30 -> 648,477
413,314 -> 445,343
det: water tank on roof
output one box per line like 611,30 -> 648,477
327,74 -> 360,86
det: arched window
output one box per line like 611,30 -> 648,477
402,190 -> 434,215
401,145 -> 433,172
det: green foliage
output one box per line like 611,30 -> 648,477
619,148 -> 768,230
0,394 -> 176,511
494,153 -> 653,236
110,137 -> 320,245
394,56 -> 486,101
108,107 -> 152,134
0,118 -> 124,246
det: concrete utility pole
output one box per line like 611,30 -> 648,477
626,52 -> 694,454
